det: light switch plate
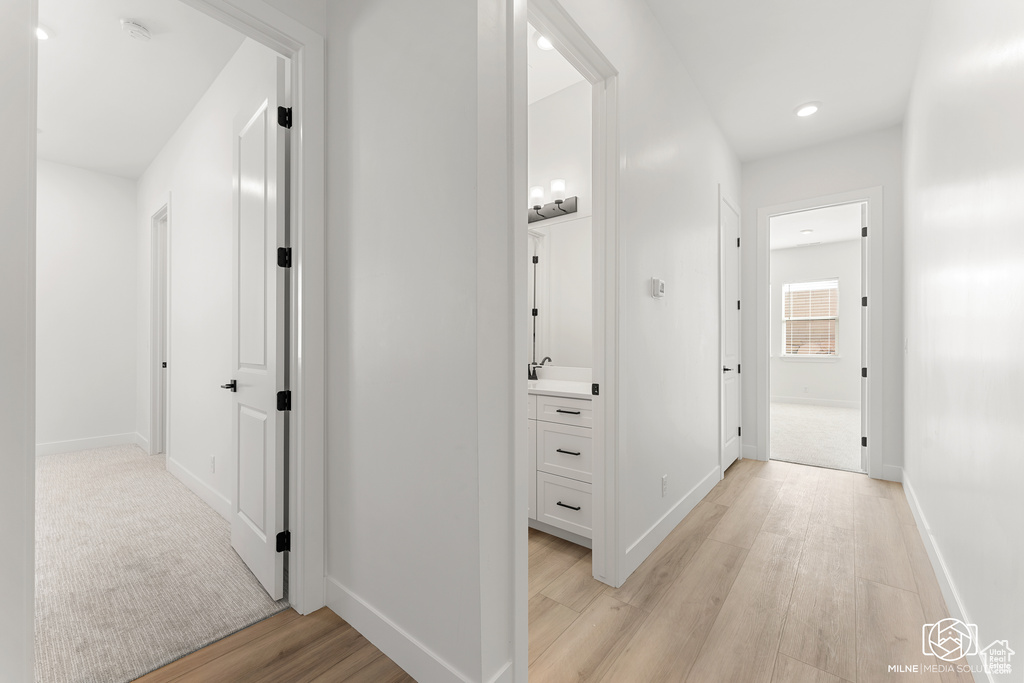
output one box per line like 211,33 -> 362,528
652,277 -> 666,298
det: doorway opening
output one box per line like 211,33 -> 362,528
767,202 -> 867,473
33,0 -> 313,678
150,204 -> 169,456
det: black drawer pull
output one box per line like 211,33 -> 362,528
556,501 -> 581,511
555,409 -> 581,415
556,448 -> 581,456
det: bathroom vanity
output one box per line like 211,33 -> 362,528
528,379 -> 593,546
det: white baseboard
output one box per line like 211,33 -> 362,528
36,432 -> 138,456
326,577 -> 479,683
902,472 -> 992,683
742,443 -> 760,462
771,396 -> 860,409
166,457 -> 232,521
882,464 -> 903,482
622,465 -> 720,580
134,432 -> 150,453
528,519 -> 592,549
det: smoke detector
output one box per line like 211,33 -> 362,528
121,19 -> 151,41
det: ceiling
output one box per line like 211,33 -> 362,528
37,0 -> 245,179
643,0 -> 932,161
528,23 -> 586,105
770,202 -> 863,250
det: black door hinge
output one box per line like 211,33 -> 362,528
277,247 -> 292,268
277,106 -> 293,129
276,530 -> 291,552
738,426 -> 742,437
737,237 -> 741,248
862,436 -> 868,448
592,383 -> 600,396
737,300 -> 741,310
532,255 -> 539,264
738,364 -> 741,374
161,361 -> 167,368
862,296 -> 868,307
862,227 -> 868,237
532,308 -> 538,317
862,367 -> 867,378
277,390 -> 291,411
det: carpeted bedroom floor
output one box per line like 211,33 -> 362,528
770,401 -> 864,472
35,444 -> 287,683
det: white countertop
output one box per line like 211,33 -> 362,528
527,379 -> 593,400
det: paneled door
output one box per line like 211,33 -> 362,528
720,190 -> 742,472
229,56 -> 289,600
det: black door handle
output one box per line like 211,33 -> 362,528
556,449 -> 581,456
723,367 -> 734,372
556,501 -> 581,511
221,380 -> 237,392
555,409 -> 581,415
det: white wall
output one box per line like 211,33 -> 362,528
136,39 -> 278,518
528,81 -> 592,369
555,0 -> 742,574
323,2 -> 515,681
0,0 -> 37,677
770,240 -> 861,407
903,0 -> 1024,665
742,126 -> 903,472
36,161 -> 137,453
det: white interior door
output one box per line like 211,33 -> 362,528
720,192 -> 742,471
229,57 -> 288,601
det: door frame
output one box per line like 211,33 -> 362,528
719,188 -> 741,476
149,201 -> 170,456
755,187 -> 884,479
179,0 -> 326,615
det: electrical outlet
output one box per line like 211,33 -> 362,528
661,474 -> 668,497
210,456 -> 216,474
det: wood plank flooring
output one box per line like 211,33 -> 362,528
144,458 -> 968,682
530,458 -> 974,683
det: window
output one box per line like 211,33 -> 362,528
782,279 -> 838,356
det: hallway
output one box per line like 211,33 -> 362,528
528,458 -> 971,682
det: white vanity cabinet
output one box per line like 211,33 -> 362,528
527,388 -> 593,541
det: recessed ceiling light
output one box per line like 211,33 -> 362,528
121,19 -> 152,41
35,26 -> 50,40
800,229 -> 814,234
795,102 -> 820,117
536,35 -> 554,51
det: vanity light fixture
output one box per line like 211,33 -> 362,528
528,178 -> 578,223
795,102 -> 820,117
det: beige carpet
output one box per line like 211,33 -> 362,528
770,401 -> 863,472
35,444 -> 287,683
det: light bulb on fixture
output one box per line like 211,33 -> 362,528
529,185 -> 545,211
536,35 -> 554,50
550,179 -> 566,204
795,102 -> 820,117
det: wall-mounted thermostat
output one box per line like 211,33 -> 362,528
651,277 -> 666,298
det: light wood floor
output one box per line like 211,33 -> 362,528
143,458 -> 968,682
136,607 -> 412,682
529,458 -> 973,683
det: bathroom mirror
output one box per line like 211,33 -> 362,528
528,216 -> 592,369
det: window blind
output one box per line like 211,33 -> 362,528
782,279 -> 838,355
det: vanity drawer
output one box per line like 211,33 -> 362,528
527,394 -> 537,420
537,472 -> 592,538
537,422 -> 592,483
536,395 -> 593,428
